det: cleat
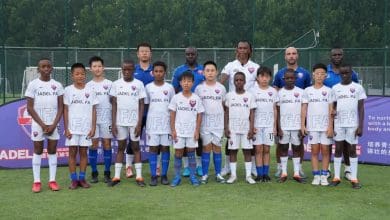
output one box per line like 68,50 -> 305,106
200,175 -> 208,184
329,178 -> 341,187
161,175 -> 169,185
156,167 -> 161,177
215,174 -> 226,183
126,166 -> 134,178
90,171 -> 99,183
150,176 -> 158,186
226,175 -> 237,184
182,167 -> 190,177
278,174 -> 288,183
254,175 -> 263,182
136,177 -> 146,187
68,180 -> 79,190
262,175 -> 271,182
320,175 -> 329,186
108,178 -> 120,187
351,180 -> 362,189
103,171 -> 111,183
170,176 -> 181,187
220,167 -> 231,177
327,170 -> 332,179
312,175 -> 321,185
48,181 -> 60,191
293,175 -> 306,184
299,170 -> 307,179
344,171 -> 352,181
190,176 -> 200,186
196,166 -> 203,176
32,182 -> 41,193
274,169 -> 282,178
78,180 -> 91,188
246,176 -> 256,184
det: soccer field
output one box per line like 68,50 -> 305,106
0,155 -> 389,220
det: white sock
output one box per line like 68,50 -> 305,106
293,157 -> 300,176
157,154 -> 161,169
349,157 -> 358,181
299,162 -> 303,171
245,162 -> 252,177
280,156 -> 288,176
126,154 -> 134,167
114,163 -> 122,179
196,156 -> 201,167
334,157 -> 342,180
344,165 -> 351,173
32,154 -> 41,183
225,155 -> 230,170
251,156 -> 256,172
183,156 -> 189,168
328,164 -> 331,171
48,154 -> 57,182
277,163 -> 282,170
134,163 -> 142,178
229,162 -> 237,177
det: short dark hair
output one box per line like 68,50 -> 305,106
179,71 -> 194,82
153,61 -> 167,71
71,63 -> 86,72
88,56 -> 104,66
312,63 -> 327,72
137,42 -> 152,51
283,68 -> 295,77
122,59 -> 135,66
257,66 -> 272,77
237,40 -> 252,51
37,57 -> 51,65
340,63 -> 352,70
203,60 -> 217,70
234,71 -> 246,80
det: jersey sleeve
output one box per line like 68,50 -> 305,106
357,85 -> 367,100
144,86 -> 150,105
63,88 -> 70,105
249,94 -> 256,109
109,82 -> 117,97
24,81 -> 35,98
57,83 -> 65,96
302,89 -> 309,104
168,95 -> 177,111
197,96 -> 205,113
224,93 -> 230,107
92,91 -> 99,105
138,83 -> 146,99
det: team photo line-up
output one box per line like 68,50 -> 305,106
26,41 -> 365,193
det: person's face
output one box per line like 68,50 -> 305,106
236,42 -> 251,60
204,64 -> 217,81
330,48 -> 344,66
257,73 -> 271,87
283,72 -> 296,88
285,47 -> 298,66
234,73 -> 246,90
152,66 -> 165,81
137,46 -> 152,63
312,68 -> 327,84
180,77 -> 194,92
185,48 -> 197,65
90,61 -> 104,77
122,63 -> 135,81
38,59 -> 52,79
340,66 -> 352,84
72,67 -> 86,85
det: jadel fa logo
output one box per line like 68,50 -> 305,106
215,89 -> 220,94
17,104 -> 32,137
51,84 -> 57,91
163,90 -> 168,95
322,91 -> 327,96
268,91 -> 273,96
189,99 -> 196,107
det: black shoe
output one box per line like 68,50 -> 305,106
293,175 -> 306,184
107,178 -> 120,187
351,181 -> 362,189
104,171 -> 111,183
278,175 -> 288,183
254,175 -> 262,182
136,177 -> 146,187
161,175 -> 169,185
91,171 -> 99,183
329,179 -> 341,187
150,176 -> 158,186
262,175 -> 271,182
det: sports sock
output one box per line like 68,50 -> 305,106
312,170 -> 321,176
79,171 -> 86,180
213,152 -> 222,175
344,165 -> 351,173
251,156 -> 256,173
88,149 -> 98,172
70,172 -> 78,181
224,155 -> 230,170
188,151 -> 196,177
161,151 -> 170,176
196,156 -> 202,167
149,152 -> 157,177
114,163 -> 122,179
32,153 -> 41,182
256,166 -> 263,177
183,156 -> 189,168
349,157 -> 358,181
229,162 -> 237,177
134,163 -> 142,178
126,154 -> 134,167
293,157 -> 300,176
103,149 -> 112,172
277,162 -> 282,170
48,154 -> 57,182
201,152 -> 210,175
333,157 -> 342,180
321,170 -> 328,176
174,156 -> 182,177
280,156 -> 288,175
263,165 -> 270,175
245,162 -> 252,177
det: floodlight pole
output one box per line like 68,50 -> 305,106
64,0 -> 70,86
384,0 -> 388,96
188,0 -> 192,46
1,0 -> 6,103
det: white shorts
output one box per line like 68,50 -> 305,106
93,123 -> 113,139
201,132 -> 222,147
116,126 -> 140,141
333,127 -> 358,144
65,134 -> 92,147
146,134 -> 172,146
173,137 -> 198,149
253,127 -> 274,146
228,133 -> 253,150
308,131 -> 333,145
279,130 -> 301,146
31,122 -> 60,141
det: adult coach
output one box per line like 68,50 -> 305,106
171,46 -> 205,177
272,46 -> 311,179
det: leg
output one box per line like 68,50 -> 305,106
332,141 -> 344,181
279,143 -> 289,177
292,144 -> 301,177
149,146 -> 158,178
47,139 -> 59,185
131,140 -> 145,186
254,145 -> 264,180
221,140 -> 230,175
102,138 -> 112,181
113,139 -> 126,179
212,144 -> 223,176
68,146 -> 78,182
262,145 -> 271,179
201,143 -> 212,177
196,138 -> 203,176
32,141 -> 44,183
311,144 -> 320,174
160,145 -> 170,185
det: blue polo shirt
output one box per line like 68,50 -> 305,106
171,63 -> 205,92
324,64 -> 359,88
272,66 -> 311,89
134,64 -> 154,86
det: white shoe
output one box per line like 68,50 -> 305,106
200,175 -> 208,184
221,167 -> 231,176
246,176 -> 256,184
320,175 -> 329,186
226,175 -> 237,184
311,175 -> 320,185
215,174 -> 226,183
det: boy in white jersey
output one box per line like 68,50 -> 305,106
195,61 -> 226,184
249,66 -> 278,182
277,69 -> 305,183
145,61 -> 175,186
64,63 -> 98,190
329,64 -> 366,189
25,58 -> 64,193
109,60 -> 146,187
301,63 -> 333,186
224,72 -> 256,184
169,71 -> 205,187
86,56 -> 113,184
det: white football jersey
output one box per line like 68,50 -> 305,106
277,87 -> 304,130
86,79 -> 112,124
249,85 -> 278,128
225,91 -> 256,134
221,59 -> 259,92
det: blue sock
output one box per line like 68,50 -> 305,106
88,149 -> 98,172
70,172 -> 78,181
256,166 -> 264,176
103,149 -> 112,172
321,170 -> 328,176
161,151 -> 170,176
187,151 -> 196,177
79,171 -> 86,180
149,152 -> 157,177
213,152 -> 222,175
202,152 -> 210,175
263,165 -> 269,175
312,170 -> 321,176
174,156 -> 182,177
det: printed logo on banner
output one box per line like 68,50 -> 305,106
17,104 -> 32,137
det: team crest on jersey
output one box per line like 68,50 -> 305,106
33,131 -> 38,137
294,93 -> 300,97
132,86 -> 136,91
309,135 -> 313,140
103,85 -> 109,90
350,88 -> 355,93
322,91 -> 327,96
268,91 -> 273,96
85,93 -> 90,98
215,89 -> 220,94
198,70 -> 203,75
51,84 -> 57,90
297,72 -> 303,78
229,140 -> 233,145
163,90 -> 168,95
243,97 -> 248,103
252,137 -> 256,141
148,135 -> 151,140
189,99 -> 196,107
248,67 -> 255,73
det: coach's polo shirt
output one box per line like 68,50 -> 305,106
324,64 -> 359,88
134,64 -> 154,86
171,63 -> 205,92
272,66 -> 311,89
222,59 -> 259,92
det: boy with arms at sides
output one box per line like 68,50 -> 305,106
86,56 -> 113,184
249,66 -> 278,182
64,63 -> 98,189
195,61 -> 227,184
224,72 -> 256,184
169,71 -> 205,187
26,58 -> 64,192
329,64 -> 366,189
109,60 -> 146,187
301,63 -> 333,186
145,61 -> 175,186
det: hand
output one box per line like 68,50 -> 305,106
46,124 -> 56,135
171,130 -> 178,143
300,127 -> 308,137
194,129 -> 200,141
224,129 -> 230,138
331,109 -> 337,118
41,124 -> 50,134
111,124 -> 118,138
134,124 -> 141,137
65,129 -> 72,139
277,129 -> 283,138
326,128 -> 334,138
355,127 -> 363,137
247,129 -> 254,140
87,129 -> 95,139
